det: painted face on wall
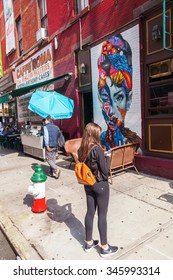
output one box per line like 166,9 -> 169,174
97,34 -> 133,149
107,77 -> 132,123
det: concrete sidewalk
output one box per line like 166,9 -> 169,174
0,148 -> 173,260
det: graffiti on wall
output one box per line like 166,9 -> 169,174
91,25 -> 142,151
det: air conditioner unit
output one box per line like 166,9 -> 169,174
36,28 -> 48,42
149,59 -> 171,78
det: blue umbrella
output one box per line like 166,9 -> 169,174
28,90 -> 74,119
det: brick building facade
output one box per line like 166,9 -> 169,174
0,0 -> 173,179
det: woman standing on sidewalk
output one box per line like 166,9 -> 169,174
78,122 -> 119,257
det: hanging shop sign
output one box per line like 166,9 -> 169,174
3,0 -> 16,54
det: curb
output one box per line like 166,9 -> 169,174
0,207 -> 43,260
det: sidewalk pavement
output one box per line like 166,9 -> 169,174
0,148 -> 173,260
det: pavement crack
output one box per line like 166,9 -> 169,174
115,220 -> 173,260
30,244 -> 44,260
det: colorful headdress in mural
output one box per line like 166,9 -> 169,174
97,34 -> 132,125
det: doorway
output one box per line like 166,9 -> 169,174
81,92 -> 93,133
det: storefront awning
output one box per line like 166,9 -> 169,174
0,93 -> 10,103
0,73 -> 72,103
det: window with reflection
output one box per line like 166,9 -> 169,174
38,0 -> 48,29
75,0 -> 89,14
149,84 -> 173,115
16,17 -> 23,56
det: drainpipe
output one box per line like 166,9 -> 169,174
79,18 -> 82,50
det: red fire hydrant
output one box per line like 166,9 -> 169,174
28,165 -> 47,213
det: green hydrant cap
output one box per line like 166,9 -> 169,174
31,165 -> 47,182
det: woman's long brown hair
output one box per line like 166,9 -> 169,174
78,122 -> 102,161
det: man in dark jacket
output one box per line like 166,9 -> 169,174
43,115 -> 61,179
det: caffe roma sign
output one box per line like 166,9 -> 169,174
15,44 -> 53,89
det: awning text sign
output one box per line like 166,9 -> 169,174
15,44 -> 53,89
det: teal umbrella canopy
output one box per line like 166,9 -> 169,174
28,90 -> 74,119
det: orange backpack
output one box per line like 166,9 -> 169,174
74,146 -> 96,186
75,162 -> 96,186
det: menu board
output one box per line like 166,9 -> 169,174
17,93 -> 42,123
17,84 -> 54,123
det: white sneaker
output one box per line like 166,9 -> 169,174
54,169 -> 61,179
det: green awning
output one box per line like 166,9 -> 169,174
0,73 -> 72,103
0,93 -> 10,103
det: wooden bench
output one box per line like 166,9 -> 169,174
64,138 -> 82,168
109,142 -> 139,184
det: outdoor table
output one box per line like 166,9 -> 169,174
7,134 -> 21,149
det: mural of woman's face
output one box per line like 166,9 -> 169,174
94,33 -> 141,149
97,35 -> 132,127
108,78 -> 133,122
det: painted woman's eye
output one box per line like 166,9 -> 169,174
101,92 -> 109,102
114,93 -> 124,102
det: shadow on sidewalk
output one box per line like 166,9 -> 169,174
158,192 -> 173,205
30,159 -> 74,174
170,182 -> 173,189
31,163 -> 50,173
56,157 -> 75,171
46,198 -> 85,246
23,194 -> 33,207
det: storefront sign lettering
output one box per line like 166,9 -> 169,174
15,44 -> 53,89
16,48 -> 51,79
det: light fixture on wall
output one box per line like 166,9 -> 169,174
79,63 -> 86,74
152,25 -> 162,41
114,0 -> 118,6
54,36 -> 58,50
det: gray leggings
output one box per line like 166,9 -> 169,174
84,181 -> 109,245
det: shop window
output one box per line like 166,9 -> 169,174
75,0 -> 89,14
148,59 -> 173,116
16,17 -> 23,56
38,0 -> 48,29
149,84 -> 173,115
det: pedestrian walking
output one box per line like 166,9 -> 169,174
43,115 -> 61,179
78,122 -> 119,257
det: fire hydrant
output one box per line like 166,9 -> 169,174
28,164 -> 47,213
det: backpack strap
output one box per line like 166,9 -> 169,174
83,144 -> 97,163
75,144 -> 97,164
73,153 -> 79,163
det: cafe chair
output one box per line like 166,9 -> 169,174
109,142 -> 139,184
64,138 -> 82,168
0,135 -> 8,149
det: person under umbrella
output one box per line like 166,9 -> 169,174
43,115 -> 61,179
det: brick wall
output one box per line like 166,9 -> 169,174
0,0 -> 150,72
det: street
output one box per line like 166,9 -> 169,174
0,228 -> 16,260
